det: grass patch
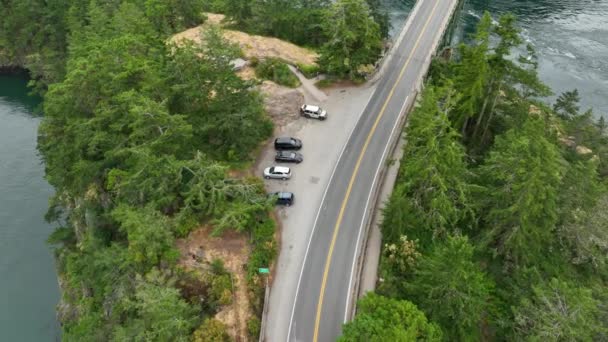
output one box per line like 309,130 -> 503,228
314,78 -> 336,88
295,63 -> 321,79
255,58 -> 301,88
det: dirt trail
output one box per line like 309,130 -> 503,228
287,64 -> 327,103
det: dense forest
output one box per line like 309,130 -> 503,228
341,13 -> 608,341
0,0 -> 388,340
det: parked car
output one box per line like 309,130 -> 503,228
275,150 -> 303,163
269,191 -> 294,206
300,104 -> 327,120
274,137 -> 302,150
263,166 -> 292,180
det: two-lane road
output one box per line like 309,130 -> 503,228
287,0 -> 458,341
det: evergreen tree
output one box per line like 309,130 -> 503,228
451,12 -> 549,148
382,86 -> 472,244
452,12 -> 492,137
318,0 -> 382,79
479,117 -> 564,268
224,0 -> 253,27
112,205 -> 179,270
406,235 -> 494,340
554,89 -> 581,120
513,278 -> 605,341
165,28 -> 273,161
559,194 -> 608,268
365,0 -> 390,38
112,270 -> 199,341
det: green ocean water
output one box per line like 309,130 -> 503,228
0,1 -> 606,341
0,74 -> 60,341
388,0 -> 608,116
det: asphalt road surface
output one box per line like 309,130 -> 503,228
286,0 -> 459,341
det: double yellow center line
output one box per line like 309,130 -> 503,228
312,1 -> 442,340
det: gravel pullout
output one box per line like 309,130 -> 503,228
259,82 -> 377,342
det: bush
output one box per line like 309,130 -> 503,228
247,219 -> 277,282
296,63 -> 321,79
247,316 -> 261,340
255,58 -> 301,88
315,79 -> 336,88
210,274 -> 233,306
192,318 -> 232,342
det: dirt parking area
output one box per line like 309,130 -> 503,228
257,78 -> 377,342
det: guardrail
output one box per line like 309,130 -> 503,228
258,277 -> 270,342
347,0 -> 462,321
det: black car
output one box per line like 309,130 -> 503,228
274,137 -> 302,150
270,192 -> 294,206
275,151 -> 303,163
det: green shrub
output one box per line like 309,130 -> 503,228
315,79 -> 335,88
192,318 -> 232,342
247,219 -> 277,282
210,274 -> 233,306
255,58 -> 301,88
247,316 -> 261,340
296,63 -> 321,79
211,258 -> 228,275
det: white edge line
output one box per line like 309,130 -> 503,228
343,0 -> 460,323
285,86 -> 377,342
343,95 -> 409,323
285,0 -> 428,338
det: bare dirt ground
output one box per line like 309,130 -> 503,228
176,227 -> 250,341
171,13 -> 318,66
259,81 -> 304,127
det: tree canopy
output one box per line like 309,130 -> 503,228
349,11 -> 608,341
339,293 -> 442,341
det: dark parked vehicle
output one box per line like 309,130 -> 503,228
270,191 -> 294,206
275,151 -> 303,163
274,137 -> 302,150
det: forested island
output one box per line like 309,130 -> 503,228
341,13 -> 608,341
1,0 -> 386,340
1,0 -> 607,341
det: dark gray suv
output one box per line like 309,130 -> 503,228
274,137 -> 302,150
275,151 -> 303,163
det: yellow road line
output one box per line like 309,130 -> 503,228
312,1 -> 442,340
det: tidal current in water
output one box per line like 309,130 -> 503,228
0,0 -> 606,340
388,0 -> 608,116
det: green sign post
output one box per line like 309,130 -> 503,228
258,268 -> 270,274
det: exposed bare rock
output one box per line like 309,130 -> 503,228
529,104 -> 542,116
576,145 -> 593,155
559,136 -> 577,148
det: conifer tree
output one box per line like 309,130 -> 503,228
513,278 -> 605,341
382,86 -> 472,243
405,235 -> 493,340
479,117 -> 563,268
318,0 -> 382,79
